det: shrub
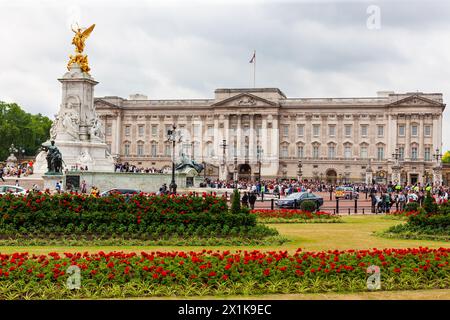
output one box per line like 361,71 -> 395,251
404,202 -> 419,212
423,191 -> 438,214
230,189 -> 241,214
299,200 -> 316,212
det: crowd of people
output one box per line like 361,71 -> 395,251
0,162 -> 34,179
114,162 -> 169,174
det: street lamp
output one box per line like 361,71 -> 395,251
167,124 -> 182,194
433,148 -> 442,164
257,145 -> 264,182
297,159 -> 302,182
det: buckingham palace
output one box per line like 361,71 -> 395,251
95,88 -> 445,185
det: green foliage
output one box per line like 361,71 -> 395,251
0,101 -> 52,160
404,202 -> 419,212
423,191 -> 438,214
442,150 -> 450,163
230,189 -> 241,214
299,200 -> 316,212
0,193 -> 277,240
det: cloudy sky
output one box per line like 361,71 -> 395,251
0,0 -> 449,150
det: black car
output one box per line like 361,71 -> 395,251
100,188 -> 141,197
275,192 -> 324,209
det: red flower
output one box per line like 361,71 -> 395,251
208,271 -> 216,277
224,264 -> 232,270
222,274 -> 229,280
263,268 -> 270,276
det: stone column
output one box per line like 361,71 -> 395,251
405,114 -> 411,160
261,115 -> 268,159
271,114 -> 279,161
433,165 -> 442,186
249,114 -> 254,162
115,112 -> 122,156
419,114 -> 424,160
236,115 -> 242,160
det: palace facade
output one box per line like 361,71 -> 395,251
95,88 -> 445,184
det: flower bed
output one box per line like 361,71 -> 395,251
0,193 -> 277,241
0,247 -> 448,299
250,209 -> 340,223
384,211 -> 420,220
381,201 -> 450,241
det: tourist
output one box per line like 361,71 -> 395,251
241,191 -> 249,208
0,168 -> 4,182
81,180 -> 87,193
55,181 -> 62,193
248,192 -> 257,210
15,179 -> 19,187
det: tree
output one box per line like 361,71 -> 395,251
230,189 -> 241,214
442,151 -> 450,163
0,101 -> 52,161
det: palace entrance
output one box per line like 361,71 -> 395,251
238,164 -> 252,181
326,169 -> 337,185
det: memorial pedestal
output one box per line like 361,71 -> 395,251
42,174 -> 64,192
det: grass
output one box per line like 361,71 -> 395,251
1,216 -> 448,255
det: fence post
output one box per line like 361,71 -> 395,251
294,199 -> 297,209
354,199 -> 358,214
271,198 -> 274,210
362,208 -> 365,215
261,192 -> 264,202
336,199 -> 339,214
348,208 -> 351,215
329,191 -> 332,201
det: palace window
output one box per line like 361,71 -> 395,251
377,147 -> 384,160
207,125 -> 214,137
398,125 -> 405,136
313,125 -> 320,137
281,145 -> 288,158
193,124 -> 200,138
328,125 -> 336,137
125,125 -> 130,136
360,146 -> 368,159
152,125 -> 158,137
425,147 -> 431,161
151,142 -> 157,157
344,146 -> 352,159
411,147 -> 418,160
313,146 -> 319,159
137,143 -> 144,156
297,124 -> 304,137
328,145 -> 335,159
377,125 -> 384,137
138,125 -> 144,137
360,125 -> 368,138
124,143 -> 130,156
297,145 -> 304,158
345,125 -> 352,137
106,124 -> 112,136
411,125 -> 418,137
165,144 -> 171,157
207,143 -> 214,157
282,125 -> 289,137
398,146 -> 404,160
424,125 -> 432,136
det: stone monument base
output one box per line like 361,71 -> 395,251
34,140 -> 114,175
42,174 -> 64,192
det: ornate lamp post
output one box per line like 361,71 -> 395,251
257,145 -> 264,182
219,139 -> 228,181
167,124 -> 182,194
432,147 -> 443,186
297,160 -> 302,182
391,147 -> 402,184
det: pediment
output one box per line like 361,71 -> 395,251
388,94 -> 443,107
94,98 -> 121,109
212,93 -> 278,108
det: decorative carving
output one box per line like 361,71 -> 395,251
90,117 -> 104,141
235,96 -> 256,106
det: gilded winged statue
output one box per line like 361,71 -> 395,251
71,24 -> 95,53
67,24 -> 95,74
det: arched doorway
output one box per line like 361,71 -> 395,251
238,164 -> 252,181
326,169 -> 337,185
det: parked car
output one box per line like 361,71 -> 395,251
275,192 -> 324,209
99,188 -> 140,197
335,186 -> 359,199
0,185 -> 27,195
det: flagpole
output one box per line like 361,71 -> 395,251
253,50 -> 256,88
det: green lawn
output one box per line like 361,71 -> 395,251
1,215 -> 448,254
